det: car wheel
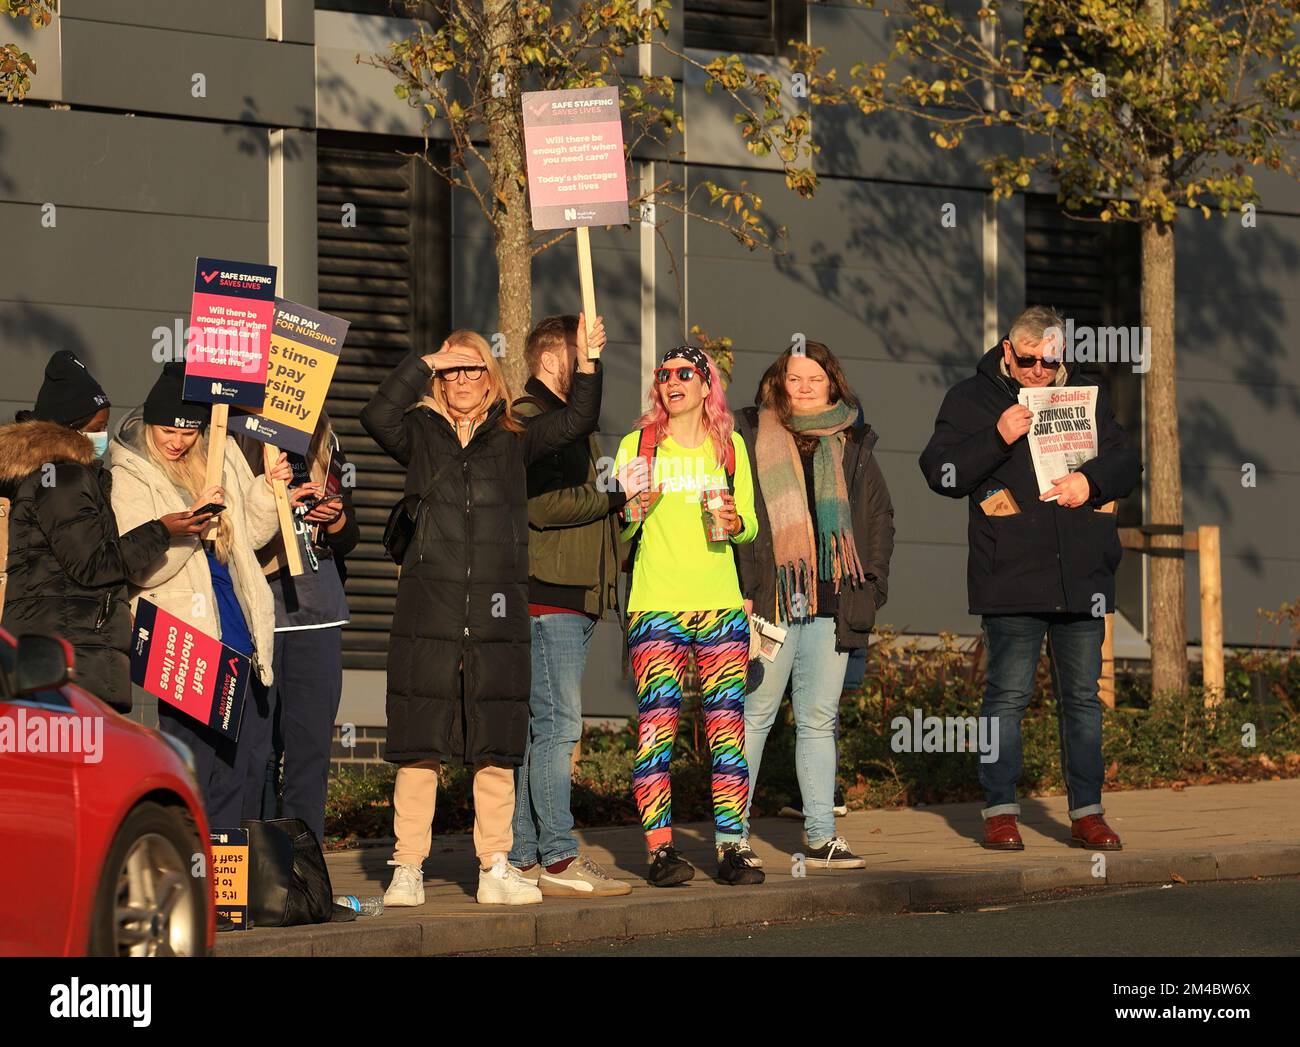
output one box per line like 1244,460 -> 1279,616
88,801 -> 209,957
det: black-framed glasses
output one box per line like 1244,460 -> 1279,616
654,366 -> 703,385
437,366 -> 487,384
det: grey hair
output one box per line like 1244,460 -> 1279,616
1008,305 -> 1065,346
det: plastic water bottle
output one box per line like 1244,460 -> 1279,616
335,895 -> 384,916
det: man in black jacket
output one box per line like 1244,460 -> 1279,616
506,314 -> 644,898
919,306 -> 1141,852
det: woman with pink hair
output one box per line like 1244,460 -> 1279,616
613,346 -> 763,888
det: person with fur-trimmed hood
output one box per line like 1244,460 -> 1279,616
0,351 -> 211,711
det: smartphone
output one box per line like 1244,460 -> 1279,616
191,502 -> 227,517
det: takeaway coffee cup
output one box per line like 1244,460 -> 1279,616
702,487 -> 727,541
621,457 -> 651,523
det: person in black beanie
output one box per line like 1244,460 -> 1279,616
0,351 -> 214,710
108,362 -> 290,828
142,361 -> 211,430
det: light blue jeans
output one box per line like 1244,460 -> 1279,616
509,613 -> 594,868
743,616 -> 849,847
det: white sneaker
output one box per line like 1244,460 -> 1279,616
383,861 -> 425,907
477,856 -> 543,905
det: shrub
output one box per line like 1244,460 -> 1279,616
323,604 -> 1300,848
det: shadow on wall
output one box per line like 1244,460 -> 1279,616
770,175 -> 983,393
0,302 -> 94,415
317,71 -> 424,138
315,10 -> 445,137
221,97 -> 311,159
752,102 -> 997,392
0,126 -> 12,195
1170,216 -> 1296,575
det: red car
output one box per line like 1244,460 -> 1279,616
0,628 -> 215,956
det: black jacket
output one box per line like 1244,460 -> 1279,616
734,406 -> 895,649
0,421 -> 169,711
360,354 -> 602,766
918,346 -> 1141,615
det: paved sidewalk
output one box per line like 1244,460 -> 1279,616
216,779 -> 1300,956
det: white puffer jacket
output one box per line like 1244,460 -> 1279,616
107,409 -> 279,685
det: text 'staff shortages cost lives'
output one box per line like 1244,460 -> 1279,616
130,599 -> 250,741
183,257 -> 278,407
232,299 -> 350,456
522,86 -> 628,230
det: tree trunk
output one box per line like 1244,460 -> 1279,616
482,0 -> 531,395
1141,218 -> 1187,697
1139,0 -> 1186,697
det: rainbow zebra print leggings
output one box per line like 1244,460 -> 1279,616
627,607 -> 750,851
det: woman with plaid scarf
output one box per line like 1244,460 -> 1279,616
734,341 -> 895,868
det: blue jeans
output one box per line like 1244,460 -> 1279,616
980,613 -> 1106,820
509,613 -> 594,868
743,616 -> 849,847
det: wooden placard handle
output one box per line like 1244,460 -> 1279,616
263,443 -> 304,576
202,404 -> 229,541
576,226 -> 600,358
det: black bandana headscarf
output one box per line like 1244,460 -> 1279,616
659,345 -> 712,386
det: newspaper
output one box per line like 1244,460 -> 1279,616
1017,385 -> 1099,497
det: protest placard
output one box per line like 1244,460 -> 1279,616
1018,385 -> 1100,496
227,299 -> 346,576
129,599 -> 249,741
184,257 -> 279,539
522,86 -> 627,354
183,257 -> 278,407
209,828 -> 250,930
522,85 -> 628,229
231,300 -> 349,455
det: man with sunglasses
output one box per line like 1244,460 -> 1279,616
919,305 -> 1140,852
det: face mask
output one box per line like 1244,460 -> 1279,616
82,430 -> 109,458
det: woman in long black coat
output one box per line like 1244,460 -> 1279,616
0,351 -> 210,711
361,320 -> 604,907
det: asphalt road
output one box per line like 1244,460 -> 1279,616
484,878 -> 1300,957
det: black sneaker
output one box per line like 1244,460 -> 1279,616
716,842 -> 766,885
804,836 -> 866,869
647,844 -> 696,887
833,787 -> 848,817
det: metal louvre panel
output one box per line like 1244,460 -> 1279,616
685,0 -> 776,54
318,139 -> 449,669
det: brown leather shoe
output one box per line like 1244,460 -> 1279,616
982,814 -> 1025,850
1071,814 -> 1122,850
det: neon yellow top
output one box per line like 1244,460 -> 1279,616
614,429 -> 758,613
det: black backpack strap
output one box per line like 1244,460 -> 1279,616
512,395 -> 547,419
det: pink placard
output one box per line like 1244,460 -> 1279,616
522,87 -> 628,230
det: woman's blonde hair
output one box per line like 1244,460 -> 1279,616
426,329 -> 523,433
144,425 -> 235,563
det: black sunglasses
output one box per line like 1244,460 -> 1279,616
1005,337 -> 1061,370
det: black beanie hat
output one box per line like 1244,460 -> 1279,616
143,363 -> 211,430
32,350 -> 110,426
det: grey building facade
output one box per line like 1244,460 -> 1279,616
3,1 -> 1297,736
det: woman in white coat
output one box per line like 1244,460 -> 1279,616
108,363 -> 290,827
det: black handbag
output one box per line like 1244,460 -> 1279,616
382,457 -> 460,565
382,493 -> 422,566
241,818 -> 336,927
